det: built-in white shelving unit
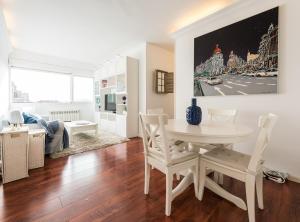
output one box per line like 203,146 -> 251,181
94,56 -> 139,138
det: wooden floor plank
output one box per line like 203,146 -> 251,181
1,138 -> 299,222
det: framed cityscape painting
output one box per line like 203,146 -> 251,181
194,7 -> 278,96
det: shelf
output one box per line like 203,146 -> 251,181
115,91 -> 127,95
100,85 -> 116,90
100,111 -> 115,114
94,56 -> 138,138
116,113 -> 127,117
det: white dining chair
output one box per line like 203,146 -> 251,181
191,108 -> 238,184
147,108 -> 164,115
147,108 -> 185,180
198,113 -> 278,222
191,109 -> 238,153
147,108 -> 165,170
208,108 -> 238,123
140,113 -> 199,216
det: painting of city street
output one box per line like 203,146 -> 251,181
194,7 -> 278,96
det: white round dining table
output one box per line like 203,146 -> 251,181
166,119 -> 254,144
165,119 -> 254,211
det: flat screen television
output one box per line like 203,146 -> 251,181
105,94 -> 116,112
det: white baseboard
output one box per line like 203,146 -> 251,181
288,175 -> 300,183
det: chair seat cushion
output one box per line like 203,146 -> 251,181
148,145 -> 198,166
169,149 -> 199,165
202,147 -> 251,172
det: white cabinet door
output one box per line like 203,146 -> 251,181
108,121 -> 116,134
100,119 -> 109,131
116,115 -> 127,137
100,119 -> 116,134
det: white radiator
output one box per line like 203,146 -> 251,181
49,110 -> 80,122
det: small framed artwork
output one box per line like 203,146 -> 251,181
101,79 -> 108,88
155,70 -> 174,94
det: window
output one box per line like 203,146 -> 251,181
11,68 -> 94,103
11,68 -> 71,103
73,76 -> 93,102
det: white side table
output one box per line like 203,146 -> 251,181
28,129 -> 46,169
0,127 -> 29,184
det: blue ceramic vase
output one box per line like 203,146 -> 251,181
186,98 -> 202,125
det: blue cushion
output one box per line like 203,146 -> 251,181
22,112 -> 40,124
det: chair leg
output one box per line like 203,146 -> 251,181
144,160 -> 151,195
213,171 -> 219,183
246,174 -> 256,222
256,172 -> 264,210
218,173 -> 224,185
165,170 -> 173,216
198,160 -> 206,200
224,143 -> 234,150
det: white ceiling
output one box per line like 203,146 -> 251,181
2,0 -> 237,65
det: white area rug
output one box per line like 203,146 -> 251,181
50,131 -> 129,159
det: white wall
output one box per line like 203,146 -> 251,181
173,0 -> 300,178
0,9 -> 12,128
121,42 -> 175,117
146,43 -> 174,118
124,43 -> 147,115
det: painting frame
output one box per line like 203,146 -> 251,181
194,7 -> 279,97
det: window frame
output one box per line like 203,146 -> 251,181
9,67 -> 94,104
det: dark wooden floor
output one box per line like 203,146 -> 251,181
0,138 -> 299,222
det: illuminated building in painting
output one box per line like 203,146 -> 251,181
195,44 -> 225,76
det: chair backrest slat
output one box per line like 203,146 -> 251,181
248,113 -> 278,172
140,113 -> 171,163
208,108 -> 238,123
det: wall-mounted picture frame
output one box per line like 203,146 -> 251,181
101,79 -> 108,88
155,70 -> 174,94
194,7 -> 278,97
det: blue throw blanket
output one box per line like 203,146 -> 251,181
37,119 -> 69,154
46,121 -> 69,149
63,128 -> 69,149
23,112 -> 69,153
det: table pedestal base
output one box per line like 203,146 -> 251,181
172,172 -> 247,211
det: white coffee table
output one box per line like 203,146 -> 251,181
64,121 -> 98,142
